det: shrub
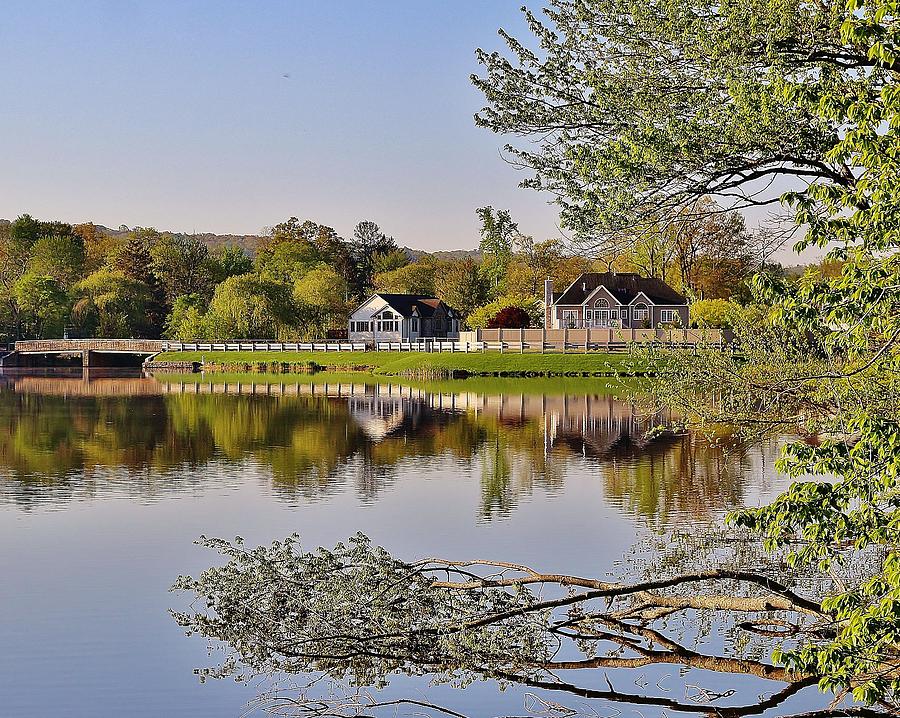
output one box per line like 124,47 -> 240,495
466,293 -> 542,329
690,298 -> 743,328
486,306 -> 531,329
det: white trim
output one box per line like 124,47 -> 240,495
659,308 -> 681,324
628,291 -> 657,306
582,284 -> 621,308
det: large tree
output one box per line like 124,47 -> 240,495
203,274 -> 301,340
433,258 -> 488,320
149,234 -> 212,304
472,0 -> 857,234
13,274 -> 68,339
72,269 -> 155,338
293,264 -> 349,338
28,233 -> 86,289
351,220 -> 396,296
374,259 -> 437,295
110,228 -> 167,335
476,206 -> 518,290
643,0 -> 900,704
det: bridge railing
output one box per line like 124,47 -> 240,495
15,339 -> 167,353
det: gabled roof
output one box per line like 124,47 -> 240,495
372,293 -> 453,318
555,273 -> 686,306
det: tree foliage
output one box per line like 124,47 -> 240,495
647,0 -> 900,701
174,530 -> 860,717
476,206 -> 519,290
472,0 -> 851,234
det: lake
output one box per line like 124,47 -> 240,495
0,370 -> 810,717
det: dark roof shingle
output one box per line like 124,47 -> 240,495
555,273 -> 686,305
375,294 -> 452,318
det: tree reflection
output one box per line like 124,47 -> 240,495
0,373 -> 756,522
172,532 -> 883,718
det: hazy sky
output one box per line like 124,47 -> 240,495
0,1 -> 567,250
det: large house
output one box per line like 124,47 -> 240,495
348,293 -> 460,343
544,273 -> 688,329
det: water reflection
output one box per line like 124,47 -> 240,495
0,371 -> 775,524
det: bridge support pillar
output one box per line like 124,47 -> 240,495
82,350 -> 93,368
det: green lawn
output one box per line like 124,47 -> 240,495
153,350 -> 654,376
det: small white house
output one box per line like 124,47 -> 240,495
348,293 -> 461,343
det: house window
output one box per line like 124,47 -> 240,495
561,310 -> 578,328
595,298 -> 609,308
411,317 -> 418,331
660,309 -> 680,325
633,305 -> 649,322
350,321 -> 369,332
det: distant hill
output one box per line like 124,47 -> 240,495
92,224 -> 265,255
0,218 -> 480,259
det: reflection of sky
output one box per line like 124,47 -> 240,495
0,377 -> 801,717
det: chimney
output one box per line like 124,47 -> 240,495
544,278 -> 554,329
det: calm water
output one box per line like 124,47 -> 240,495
0,370 -> 802,717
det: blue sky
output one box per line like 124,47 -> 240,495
0,1 -> 565,250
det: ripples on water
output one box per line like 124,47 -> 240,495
0,370 -> 802,717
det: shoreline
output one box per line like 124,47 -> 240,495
150,350 -> 656,378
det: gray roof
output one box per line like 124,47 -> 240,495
375,294 -> 454,318
555,273 -> 686,306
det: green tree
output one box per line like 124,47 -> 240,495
164,293 -> 207,339
203,274 -> 300,340
28,233 -> 86,289
372,248 -> 409,275
373,260 -> 436,295
72,269 -> 154,338
476,206 -> 518,291
472,0 -> 852,234
466,293 -> 542,330
208,244 -> 252,283
688,298 -> 743,329
13,274 -> 68,338
255,240 -> 320,285
293,264 -> 349,339
111,228 -> 167,334
9,214 -> 72,260
648,0 -> 900,702
149,234 -> 212,304
433,258 -> 488,320
351,220 -> 396,295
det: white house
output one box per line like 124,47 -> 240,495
348,293 -> 461,343
544,273 -> 689,329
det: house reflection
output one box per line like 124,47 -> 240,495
0,372 -> 761,523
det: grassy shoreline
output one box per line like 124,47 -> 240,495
152,350 -> 654,377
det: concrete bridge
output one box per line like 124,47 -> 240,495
2,339 -> 166,367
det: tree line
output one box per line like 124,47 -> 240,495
0,201 -> 798,341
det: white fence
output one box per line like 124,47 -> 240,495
160,332 -> 728,355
